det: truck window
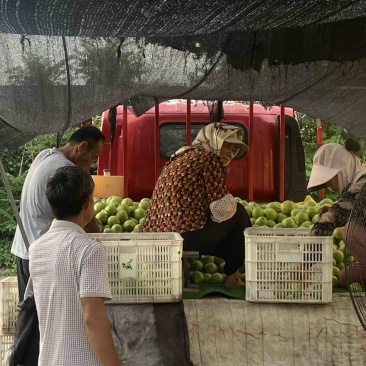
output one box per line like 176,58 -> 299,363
160,122 -> 248,159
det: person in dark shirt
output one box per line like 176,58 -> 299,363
142,122 -> 252,288
307,142 -> 366,287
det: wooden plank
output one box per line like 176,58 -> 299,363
243,301 -> 264,366
229,300 -> 248,366
338,296 -> 358,365
307,304 -> 327,366
334,295 -> 365,366
210,299 -> 235,365
355,319 -> 366,366
261,304 -> 281,366
277,302 -> 295,365
184,299 -> 202,366
324,297 -> 342,365
316,294 -> 366,366
291,304 -> 311,366
183,295 -> 366,366
195,299 -> 219,366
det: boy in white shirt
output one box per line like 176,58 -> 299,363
29,165 -> 121,366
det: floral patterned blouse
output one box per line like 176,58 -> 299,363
141,148 -> 229,233
311,175 -> 366,236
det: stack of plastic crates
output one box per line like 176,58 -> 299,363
0,277 -> 18,362
245,228 -> 333,303
89,232 -> 183,303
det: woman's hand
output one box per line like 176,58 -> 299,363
318,206 -> 331,217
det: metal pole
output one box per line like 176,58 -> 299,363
248,102 -> 254,201
316,118 -> 323,148
316,118 -> 325,200
123,104 -> 128,198
0,158 -> 30,250
154,104 -> 160,181
186,100 -> 191,146
279,105 -> 285,202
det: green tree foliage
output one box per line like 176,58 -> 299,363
7,38 -> 146,89
0,173 -> 25,275
74,38 -> 146,86
297,112 -> 344,177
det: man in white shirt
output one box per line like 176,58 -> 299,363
12,125 -> 106,301
29,165 -> 122,366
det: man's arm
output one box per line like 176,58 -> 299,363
84,216 -> 101,233
82,297 -> 122,366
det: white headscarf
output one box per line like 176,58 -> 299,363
307,143 -> 366,192
173,122 -> 248,157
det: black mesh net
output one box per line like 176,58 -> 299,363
1,1 -> 366,150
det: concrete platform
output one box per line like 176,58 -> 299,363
183,294 -> 366,366
2,293 -> 366,366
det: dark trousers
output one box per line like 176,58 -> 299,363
16,256 -> 30,302
181,203 -> 251,275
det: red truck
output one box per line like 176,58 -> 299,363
97,101 -> 307,202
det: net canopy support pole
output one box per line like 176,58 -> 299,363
154,104 -> 160,182
0,157 -> 29,250
316,118 -> 325,200
123,104 -> 129,198
316,118 -> 323,148
186,100 -> 191,146
248,101 -> 254,201
279,105 -> 285,202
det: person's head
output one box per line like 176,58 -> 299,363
46,165 -> 95,224
191,123 -> 248,166
307,142 -> 363,193
61,125 -> 106,167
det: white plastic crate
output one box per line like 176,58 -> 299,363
0,277 -> 18,333
89,232 -> 183,303
0,333 -> 13,364
244,228 -> 333,304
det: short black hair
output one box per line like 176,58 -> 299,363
68,125 -> 106,149
46,166 -> 94,219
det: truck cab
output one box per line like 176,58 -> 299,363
98,101 -> 307,202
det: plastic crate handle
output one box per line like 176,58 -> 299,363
276,239 -> 303,262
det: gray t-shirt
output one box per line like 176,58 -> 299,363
11,148 -> 73,259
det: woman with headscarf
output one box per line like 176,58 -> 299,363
307,141 -> 366,286
308,142 -> 366,236
141,122 -> 252,288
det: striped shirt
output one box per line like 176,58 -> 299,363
29,220 -> 112,366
